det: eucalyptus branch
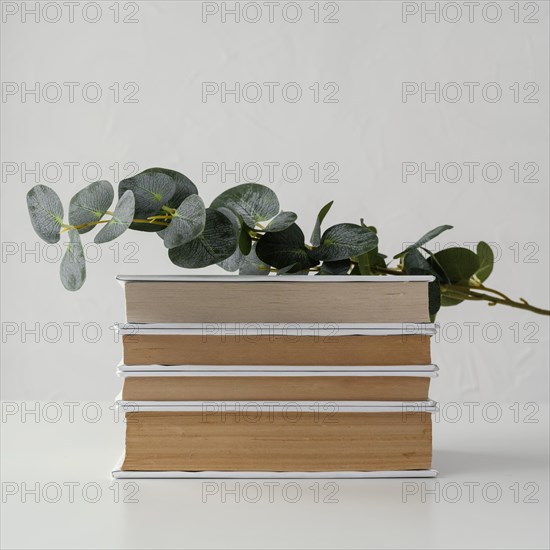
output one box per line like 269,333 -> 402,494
443,286 -> 550,316
452,283 -> 513,302
25,169 -> 550,315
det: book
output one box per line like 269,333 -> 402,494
112,465 -> 438,479
119,367 -> 438,401
119,325 -> 434,366
112,274 -> 440,478
117,275 -> 434,324
116,402 -> 435,472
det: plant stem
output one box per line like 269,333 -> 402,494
61,219 -> 110,233
61,217 -> 169,233
442,286 -> 550,316
132,219 -> 169,226
452,283 -> 513,302
371,266 -> 403,275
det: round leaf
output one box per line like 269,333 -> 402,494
26,185 -> 64,244
60,229 -> 86,291
403,248 -> 434,274
402,250 -> 441,316
310,224 -> 378,262
472,241 -> 494,284
239,243 -> 270,275
319,259 -> 351,275
168,208 -> 237,268
256,223 -> 318,271
239,227 -> 252,255
216,207 -> 245,272
150,168 -> 198,209
119,169 -> 175,231
264,211 -> 298,233
68,180 -> 114,234
163,195 -> 206,249
429,247 -> 480,284
94,190 -> 135,244
210,183 -> 279,228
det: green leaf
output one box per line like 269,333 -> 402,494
239,227 -> 252,255
428,247 -> 480,284
402,249 -> 441,316
216,207 -> 245,272
210,183 -> 279,228
256,223 -> 318,271
403,248 -> 433,274
264,211 -> 297,232
440,294 -> 464,307
150,168 -> 198,209
94,190 -> 135,244
428,280 -> 442,319
163,195 -> 206,249
168,208 -> 238,268
310,224 -> 378,262
355,248 -> 386,275
68,180 -> 114,234
60,229 -> 86,291
277,265 -> 310,275
394,225 -> 454,259
319,259 -> 351,275
471,241 -> 494,284
26,185 -> 64,244
310,201 -> 334,247
239,244 -> 270,275
119,169 -> 176,231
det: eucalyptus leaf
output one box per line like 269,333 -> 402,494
26,185 -> 64,244
60,229 -> 86,291
472,241 -> 494,284
94,190 -> 135,244
239,227 -> 252,255
119,169 -> 176,231
163,195 -> 206,249
428,279 -> 442,318
319,259 -> 351,275
310,224 -> 378,262
356,249 -> 386,275
402,249 -> 441,315
210,183 -> 279,228
394,225 -> 454,258
149,168 -> 198,209
256,223 -> 318,271
440,295 -> 465,307
428,247 -> 480,284
310,201 -> 333,247
239,244 -> 270,275
169,208 -> 237,268
277,265 -> 310,275
264,211 -> 297,233
403,248 -> 433,274
68,180 -> 114,234
217,207 -> 245,272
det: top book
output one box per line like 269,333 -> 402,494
117,275 -> 434,324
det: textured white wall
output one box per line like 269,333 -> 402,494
1,1 -> 548,404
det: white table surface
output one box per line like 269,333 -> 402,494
1,402 -> 548,550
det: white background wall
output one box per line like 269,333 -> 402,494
1,0 -> 548,404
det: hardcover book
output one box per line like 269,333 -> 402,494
118,275 -> 434,324
115,401 -> 436,474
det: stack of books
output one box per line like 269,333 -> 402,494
112,275 -> 438,478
